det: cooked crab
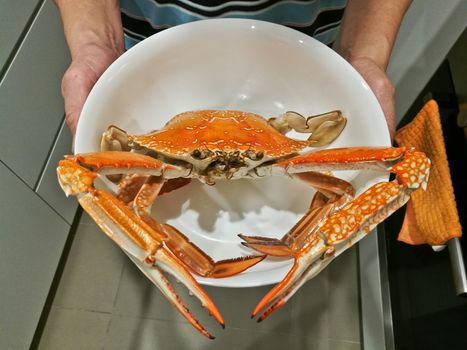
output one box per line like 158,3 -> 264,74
57,109 -> 430,338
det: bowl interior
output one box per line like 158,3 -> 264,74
76,19 -> 389,287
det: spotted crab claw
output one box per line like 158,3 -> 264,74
57,152 -> 225,338
249,148 -> 430,321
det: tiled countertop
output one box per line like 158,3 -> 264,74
38,211 -> 362,350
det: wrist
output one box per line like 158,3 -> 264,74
67,26 -> 124,60
346,56 -> 385,76
55,0 -> 123,60
335,0 -> 412,72
71,41 -> 122,64
337,35 -> 391,72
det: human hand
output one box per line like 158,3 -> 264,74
334,0 -> 412,141
61,43 -> 121,143
348,57 -> 396,140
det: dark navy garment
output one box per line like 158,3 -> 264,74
120,0 -> 347,48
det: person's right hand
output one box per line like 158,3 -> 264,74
61,43 -> 121,143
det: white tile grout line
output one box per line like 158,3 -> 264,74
103,248 -> 128,340
50,305 -> 112,315
98,310 -> 362,344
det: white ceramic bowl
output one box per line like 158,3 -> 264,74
76,19 -> 390,287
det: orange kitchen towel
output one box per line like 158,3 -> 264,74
394,99 -> 462,245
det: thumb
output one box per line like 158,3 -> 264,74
63,97 -> 83,153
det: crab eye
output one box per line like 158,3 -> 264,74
192,149 -> 202,158
192,149 -> 213,159
244,150 -> 264,161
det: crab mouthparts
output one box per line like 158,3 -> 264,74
192,149 -> 264,184
204,157 -> 246,180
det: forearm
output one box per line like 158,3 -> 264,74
335,0 -> 412,70
54,0 -> 124,59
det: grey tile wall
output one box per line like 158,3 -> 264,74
0,0 -> 70,188
0,0 -> 41,69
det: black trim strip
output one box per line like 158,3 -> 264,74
313,20 -> 342,35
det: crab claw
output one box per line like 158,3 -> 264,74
57,159 -> 97,196
252,149 -> 430,321
238,234 -> 295,257
125,250 -> 223,339
251,233 -> 331,321
78,190 -> 224,338
160,223 -> 267,278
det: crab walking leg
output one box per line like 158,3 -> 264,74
116,174 -> 193,205
101,125 -> 131,151
268,110 -> 347,147
252,150 -> 430,321
239,172 -> 355,256
130,176 -> 266,277
116,174 -> 151,203
239,201 -> 333,256
162,224 -> 266,277
281,172 -> 356,250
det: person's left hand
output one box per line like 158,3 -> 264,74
348,57 -> 396,140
